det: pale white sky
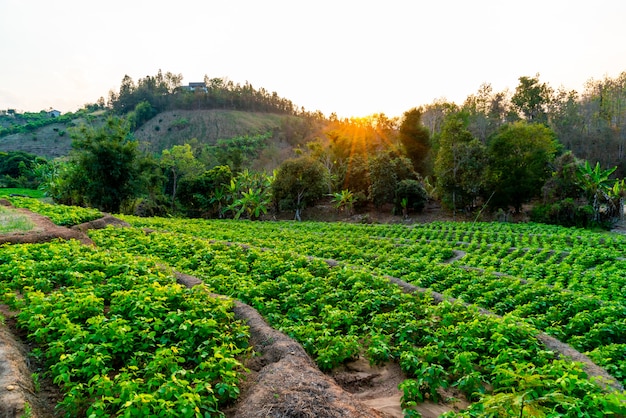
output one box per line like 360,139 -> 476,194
1,0 -> 625,118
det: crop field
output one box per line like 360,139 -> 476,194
1,198 -> 626,416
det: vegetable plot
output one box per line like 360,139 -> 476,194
90,225 -> 626,416
0,241 -> 249,417
117,217 -> 626,390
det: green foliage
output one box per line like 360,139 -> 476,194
69,117 -> 141,212
399,107 -> 431,175
114,216 -> 626,396
395,179 -> 428,215
224,169 -> 274,220
511,74 -> 552,124
272,156 -> 327,220
6,196 -> 102,226
0,151 -> 49,188
0,111 -> 74,139
486,121 -> 560,211
177,165 -> 233,218
127,100 -> 157,129
541,151 -> 583,202
330,189 -> 357,214
160,143 -> 205,211
0,241 -> 249,416
577,160 -> 623,226
434,113 -> 487,212
530,198 -> 593,228
368,150 -> 417,208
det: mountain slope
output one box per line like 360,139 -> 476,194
135,109 -> 307,153
0,110 -> 322,171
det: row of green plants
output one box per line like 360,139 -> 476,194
88,225 -> 625,416
116,216 -> 626,303
0,240 -> 250,417
114,216 -> 626,389
5,195 -> 102,226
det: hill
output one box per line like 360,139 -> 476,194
0,122 -> 74,158
134,109 -> 320,170
0,109 -> 323,170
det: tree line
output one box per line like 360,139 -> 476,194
2,70 -> 626,228
106,70 -> 301,126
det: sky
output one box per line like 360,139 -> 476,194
1,0 -> 626,119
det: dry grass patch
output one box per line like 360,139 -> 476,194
0,206 -> 34,233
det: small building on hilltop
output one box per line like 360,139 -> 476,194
182,82 -> 208,93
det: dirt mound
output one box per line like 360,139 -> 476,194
0,320 -> 37,417
174,273 -> 390,417
71,214 -> 130,232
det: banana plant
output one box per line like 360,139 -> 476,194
576,161 -> 621,223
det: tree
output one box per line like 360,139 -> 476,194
69,117 -> 140,212
511,74 -> 552,124
399,108 -> 431,175
485,121 -> 560,211
0,151 -> 48,188
462,83 -> 509,143
541,152 -> 583,202
368,150 -> 418,208
127,100 -> 156,129
434,113 -> 487,213
530,152 -> 589,227
177,165 -> 233,218
395,179 -> 428,216
272,156 -> 327,221
160,143 -> 205,211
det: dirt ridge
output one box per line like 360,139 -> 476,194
175,272 -> 391,418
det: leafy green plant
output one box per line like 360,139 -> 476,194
330,189 -> 356,214
6,196 -> 102,225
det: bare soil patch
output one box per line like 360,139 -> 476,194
0,199 -> 93,246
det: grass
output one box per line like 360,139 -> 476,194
0,188 -> 45,198
0,205 -> 34,233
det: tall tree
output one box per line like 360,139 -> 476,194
434,113 -> 487,213
368,150 -> 418,208
485,121 -> 560,211
399,107 -> 431,175
70,117 -> 140,212
462,83 -> 510,143
511,74 -> 552,124
272,156 -> 327,221
161,143 -> 205,210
